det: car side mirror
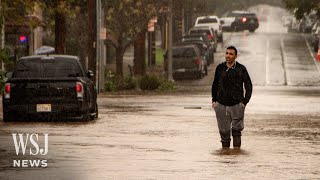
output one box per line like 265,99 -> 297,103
87,70 -> 94,78
5,71 -> 13,78
220,20 -> 225,25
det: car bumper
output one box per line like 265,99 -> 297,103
3,102 -> 88,119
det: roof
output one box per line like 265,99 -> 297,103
232,10 -> 256,15
196,15 -> 218,19
19,54 -> 80,61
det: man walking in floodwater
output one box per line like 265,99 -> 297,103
211,46 -> 252,149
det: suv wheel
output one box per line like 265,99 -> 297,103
3,112 -> 15,122
231,24 -> 237,32
205,65 -> 208,76
93,103 -> 98,119
314,43 -> 319,52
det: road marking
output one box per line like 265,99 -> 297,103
280,38 -> 288,85
267,15 -> 270,33
304,35 -> 320,75
266,39 -> 270,85
184,106 -> 202,109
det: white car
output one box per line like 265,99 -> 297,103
194,16 -> 223,42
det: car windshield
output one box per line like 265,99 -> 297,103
14,58 -> 83,78
198,18 -> 217,24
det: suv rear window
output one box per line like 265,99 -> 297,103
232,12 -> 257,18
198,18 -> 217,24
14,59 -> 83,78
189,29 -> 211,35
172,47 -> 196,57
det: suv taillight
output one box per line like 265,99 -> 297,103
76,82 -> 84,99
242,17 -> 247,23
4,83 -> 10,99
196,57 -> 201,65
207,34 -> 213,40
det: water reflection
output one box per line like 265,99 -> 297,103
212,148 -> 250,156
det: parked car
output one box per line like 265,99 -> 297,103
2,55 -> 98,121
194,16 -> 223,42
188,26 -> 218,47
164,45 -> 207,79
298,14 -> 317,33
181,33 -> 215,64
220,11 -> 259,32
176,40 -> 213,65
282,16 -> 293,27
311,20 -> 320,52
311,19 -> 320,35
287,17 -> 300,32
312,26 -> 320,52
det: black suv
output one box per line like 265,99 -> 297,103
221,11 -> 259,32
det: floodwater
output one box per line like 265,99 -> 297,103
1,88 -> 320,179
1,4 -> 320,180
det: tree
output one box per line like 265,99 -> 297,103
283,0 -> 320,19
0,0 -> 39,68
104,0 -> 165,77
38,0 -> 87,54
207,0 -> 285,16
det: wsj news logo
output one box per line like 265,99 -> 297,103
12,133 -> 48,168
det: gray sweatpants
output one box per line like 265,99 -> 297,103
214,102 -> 245,143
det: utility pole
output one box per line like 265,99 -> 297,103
88,0 -> 97,84
97,0 -> 105,93
0,0 -> 4,71
168,0 -> 173,81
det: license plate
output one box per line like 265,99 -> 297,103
36,104 -> 51,112
176,69 -> 186,72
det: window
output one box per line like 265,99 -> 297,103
198,18 -> 217,24
14,59 -> 83,78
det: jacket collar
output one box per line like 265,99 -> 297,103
225,61 -> 237,71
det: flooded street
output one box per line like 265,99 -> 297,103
1,88 -> 320,179
1,5 -> 320,180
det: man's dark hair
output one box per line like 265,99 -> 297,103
226,46 -> 237,55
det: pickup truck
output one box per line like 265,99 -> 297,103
194,16 -> 223,42
2,54 -> 98,121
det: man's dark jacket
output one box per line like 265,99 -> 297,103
212,61 -> 252,106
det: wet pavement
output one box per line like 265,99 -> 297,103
1,5 -> 320,180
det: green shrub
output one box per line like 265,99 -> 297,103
104,71 -> 116,91
122,76 -> 137,90
104,71 -> 137,91
139,75 -> 161,90
104,80 -> 117,91
158,79 -> 176,91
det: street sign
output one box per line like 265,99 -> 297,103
148,17 -> 157,32
100,28 -> 106,40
